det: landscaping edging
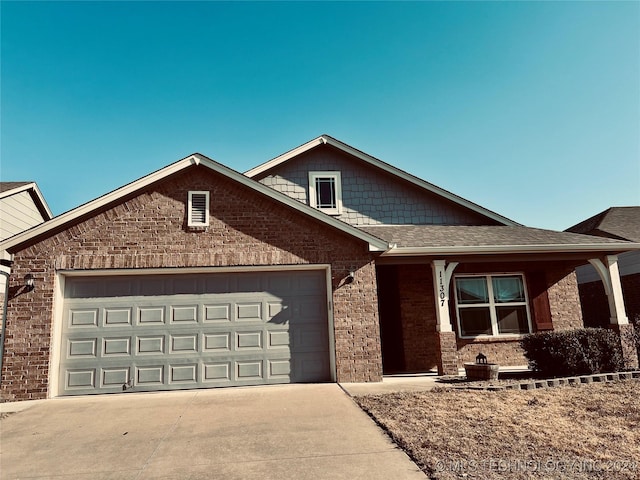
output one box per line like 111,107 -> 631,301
456,371 -> 640,391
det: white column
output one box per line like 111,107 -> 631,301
588,255 -> 629,325
431,260 -> 459,332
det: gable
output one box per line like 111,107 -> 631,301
8,167 -> 385,272
245,135 -> 518,225
252,143 -> 503,227
0,188 -> 51,241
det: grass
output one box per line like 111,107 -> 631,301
356,380 -> 640,479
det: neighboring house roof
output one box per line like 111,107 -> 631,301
359,225 -> 640,256
0,154 -> 389,253
0,182 -> 53,220
566,207 -> 640,243
244,134 -> 520,227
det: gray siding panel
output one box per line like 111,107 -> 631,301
0,191 -> 46,240
256,146 -> 494,226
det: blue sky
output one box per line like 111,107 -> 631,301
1,1 -> 638,230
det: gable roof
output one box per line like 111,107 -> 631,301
0,154 -> 389,253
0,181 -> 53,220
566,207 -> 640,243
244,134 -> 520,227
359,225 -> 640,256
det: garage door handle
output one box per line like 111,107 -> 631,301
122,380 -> 133,391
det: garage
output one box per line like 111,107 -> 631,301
58,269 -> 332,396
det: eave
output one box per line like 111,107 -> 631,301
381,242 -> 640,257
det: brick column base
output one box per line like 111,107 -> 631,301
611,323 -> 639,370
436,331 -> 459,376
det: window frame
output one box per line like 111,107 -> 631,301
187,191 -> 210,227
453,273 -> 533,338
308,171 -> 342,215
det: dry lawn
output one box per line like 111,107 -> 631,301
356,380 -> 640,479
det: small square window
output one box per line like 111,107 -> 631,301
188,191 -> 209,227
309,172 -> 342,215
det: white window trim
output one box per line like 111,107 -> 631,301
187,191 -> 210,227
453,273 -> 533,338
308,171 -> 342,215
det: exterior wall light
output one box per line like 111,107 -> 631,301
24,274 -> 35,292
347,268 -> 355,283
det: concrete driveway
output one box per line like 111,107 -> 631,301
0,384 -> 426,479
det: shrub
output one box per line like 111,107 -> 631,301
520,328 -> 624,376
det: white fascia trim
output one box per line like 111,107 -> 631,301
0,182 -> 34,200
0,182 -> 53,220
381,242 -> 640,257
31,183 -> 54,219
0,154 -> 389,253
244,135 -> 518,227
244,137 -> 327,177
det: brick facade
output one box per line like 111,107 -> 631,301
383,261 -> 585,372
1,167 -> 382,401
396,265 -> 439,371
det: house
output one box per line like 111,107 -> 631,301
566,207 -> 640,327
1,135 -> 638,401
0,182 -> 53,241
0,182 -> 52,313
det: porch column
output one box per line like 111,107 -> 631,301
588,256 -> 628,325
431,260 -> 459,376
588,255 -> 638,369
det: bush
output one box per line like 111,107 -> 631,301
520,328 -> 625,376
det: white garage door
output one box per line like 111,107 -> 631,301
59,270 -> 331,396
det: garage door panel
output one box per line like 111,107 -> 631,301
60,270 -> 330,396
170,364 -> 198,383
68,338 -> 98,358
170,334 -> 198,353
66,369 -> 96,389
203,362 -> 231,383
69,309 -> 99,327
136,365 -> 165,385
171,305 -> 198,323
137,335 -> 165,355
236,331 -> 263,350
102,367 -> 129,387
103,337 -> 131,356
203,333 -> 231,351
105,308 -> 132,326
236,303 -> 263,322
204,304 -> 231,322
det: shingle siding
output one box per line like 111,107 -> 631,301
255,145 -> 494,226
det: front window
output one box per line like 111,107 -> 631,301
454,274 -> 531,337
309,172 -> 342,215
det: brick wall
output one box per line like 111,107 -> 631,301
1,166 -> 382,401
456,338 -> 526,367
546,267 -> 584,331
453,263 -> 583,367
386,261 -> 586,371
396,265 -> 439,371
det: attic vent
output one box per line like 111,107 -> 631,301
188,191 -> 209,227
